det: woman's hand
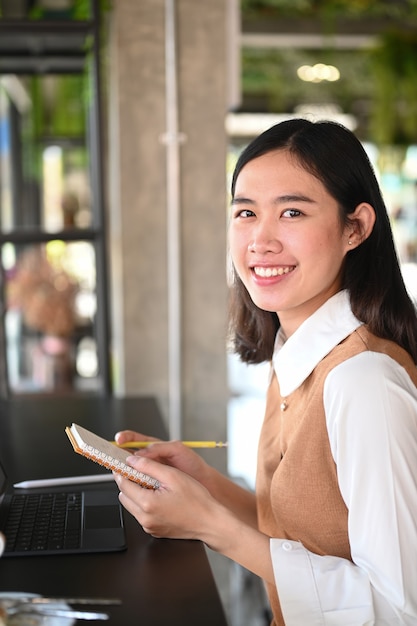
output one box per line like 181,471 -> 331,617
114,431 -> 212,487
114,454 -> 275,584
114,430 -> 258,527
114,454 -> 219,543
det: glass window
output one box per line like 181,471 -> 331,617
0,1 -> 110,396
0,75 -> 92,233
3,240 -> 101,393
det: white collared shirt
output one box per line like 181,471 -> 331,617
270,291 -> 417,625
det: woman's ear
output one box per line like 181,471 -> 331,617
346,202 -> 376,249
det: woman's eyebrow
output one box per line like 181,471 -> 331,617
231,196 -> 255,206
275,194 -> 315,204
231,193 -> 315,205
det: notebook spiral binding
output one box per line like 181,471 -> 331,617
82,445 -> 160,489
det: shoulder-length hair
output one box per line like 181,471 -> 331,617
229,118 -> 417,363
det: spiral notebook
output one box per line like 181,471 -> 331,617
65,423 -> 160,490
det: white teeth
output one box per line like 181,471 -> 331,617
254,266 -> 293,277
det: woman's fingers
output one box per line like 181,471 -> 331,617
114,430 -> 161,445
113,437 -> 210,487
114,455 -> 213,540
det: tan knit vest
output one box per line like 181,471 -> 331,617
256,326 -> 417,625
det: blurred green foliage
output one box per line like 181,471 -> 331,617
239,0 -> 417,144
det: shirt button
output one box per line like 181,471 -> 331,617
282,541 -> 292,552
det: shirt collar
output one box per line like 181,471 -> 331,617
272,290 -> 362,397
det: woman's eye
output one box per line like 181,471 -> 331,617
235,208 -> 255,218
282,208 -> 302,218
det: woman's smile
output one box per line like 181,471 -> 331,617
252,265 -> 295,278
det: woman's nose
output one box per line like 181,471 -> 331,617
248,225 -> 282,254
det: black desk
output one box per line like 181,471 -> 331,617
0,396 -> 228,625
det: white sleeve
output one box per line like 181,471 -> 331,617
270,351 -> 417,625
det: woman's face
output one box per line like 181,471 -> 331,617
229,149 -> 352,337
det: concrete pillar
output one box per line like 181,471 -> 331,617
107,0 -> 229,469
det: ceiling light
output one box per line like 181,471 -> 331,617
297,63 -> 340,83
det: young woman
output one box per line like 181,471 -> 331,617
114,119 -> 417,625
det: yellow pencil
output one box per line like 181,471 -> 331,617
112,440 -> 228,449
